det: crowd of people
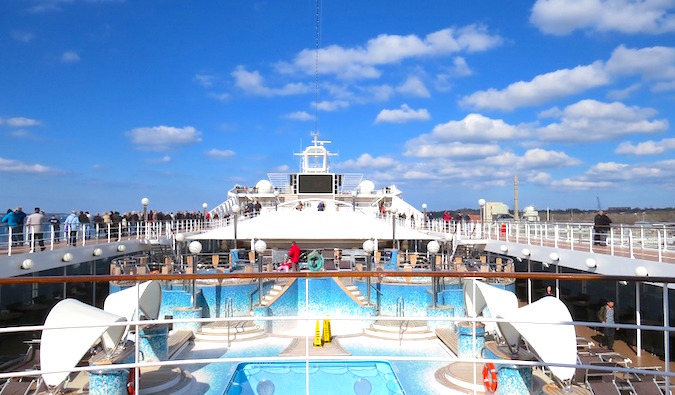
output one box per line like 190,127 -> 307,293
1,206 -> 213,247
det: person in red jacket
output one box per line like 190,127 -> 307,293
288,241 -> 301,271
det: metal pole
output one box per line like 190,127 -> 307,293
636,282 -> 642,357
432,252 -> 437,308
234,213 -> 238,249
663,281 -> 670,393
366,263 -> 372,304
527,259 -> 532,304
392,215 -> 396,249
192,254 -> 197,308
258,252 -> 263,306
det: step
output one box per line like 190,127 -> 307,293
371,322 -> 431,333
200,322 -> 258,334
345,285 -> 358,291
363,327 -> 436,340
195,329 -> 266,342
272,285 -> 284,291
269,290 -> 279,296
139,367 -> 194,395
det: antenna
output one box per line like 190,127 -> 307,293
313,0 -> 320,134
596,196 -> 601,210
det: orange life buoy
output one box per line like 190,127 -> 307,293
127,368 -> 140,395
483,362 -> 497,393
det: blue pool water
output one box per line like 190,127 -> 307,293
225,361 -> 405,395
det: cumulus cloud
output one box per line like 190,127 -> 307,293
194,73 -> 215,88
313,100 -> 350,112
404,141 -> 502,159
61,51 -> 80,63
285,25 -> 502,80
11,31 -> 34,43
148,155 -> 171,163
396,76 -> 430,97
606,45 -> 675,81
0,157 -> 54,173
530,0 -> 675,35
208,92 -> 230,101
375,104 -> 430,124
335,153 -> 398,170
126,126 -> 202,151
616,138 -> 675,155
423,113 -> 519,142
232,66 -> 311,97
537,99 -> 668,142
207,149 -> 235,158
461,62 -> 609,111
452,56 -> 473,77
5,117 -> 40,127
9,130 -> 39,139
607,83 -> 642,100
285,111 -> 314,121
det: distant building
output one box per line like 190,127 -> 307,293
608,207 -> 631,213
522,205 -> 540,222
485,202 -> 510,220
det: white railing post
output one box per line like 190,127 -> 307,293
663,225 -> 669,252
570,227 -> 574,251
554,225 -> 559,248
610,228 -> 614,256
50,224 -> 55,250
629,230 -> 635,259
640,227 -> 645,249
589,225 -> 594,253
620,224 -> 625,248
636,282 -> 642,357
658,231 -> 663,263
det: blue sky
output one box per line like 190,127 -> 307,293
1,0 -> 674,214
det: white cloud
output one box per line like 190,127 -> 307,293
616,138 -> 675,155
232,66 -> 311,97
126,126 -> 202,151
0,157 -> 53,173
606,45 -> 675,80
285,111 -> 314,121
404,141 -> 502,159
335,153 -> 397,170
9,130 -> 38,139
11,31 -> 34,43
61,51 -> 80,63
607,83 -> 642,100
148,155 -> 171,163
452,56 -> 473,77
194,73 -> 215,88
538,99 -> 668,142
530,0 -> 675,35
460,62 -> 609,111
207,148 -> 235,158
314,100 -> 350,112
5,117 -> 40,127
208,92 -> 230,101
375,104 -> 430,124
287,25 -> 502,80
425,113 -> 519,142
396,76 -> 430,97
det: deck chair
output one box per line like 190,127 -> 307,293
587,379 -> 621,394
629,379 -> 664,395
0,379 -> 35,395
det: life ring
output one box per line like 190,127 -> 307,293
306,250 -> 324,271
482,362 -> 497,393
127,367 -> 140,395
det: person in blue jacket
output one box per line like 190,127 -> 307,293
2,209 -> 20,246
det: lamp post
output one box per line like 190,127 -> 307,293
202,202 -> 208,219
478,199 -> 486,237
188,241 -> 202,308
522,248 -> 531,304
141,197 -> 149,222
422,203 -> 427,229
232,204 -> 240,249
274,190 -> 279,211
351,190 -> 357,212
363,239 -> 375,306
390,207 -> 398,249
428,240 -> 440,307
254,239 -> 267,306
176,233 -> 185,266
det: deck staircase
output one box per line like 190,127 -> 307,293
344,284 -> 368,306
364,319 -> 436,340
195,320 -> 265,342
138,366 -> 194,395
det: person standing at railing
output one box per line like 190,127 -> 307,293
289,241 -> 301,272
78,211 -> 90,239
64,210 -> 79,246
25,207 -> 46,251
49,214 -> 61,242
593,210 -> 612,246
598,300 -> 618,351
2,208 -> 20,246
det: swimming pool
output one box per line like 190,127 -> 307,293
225,360 -> 405,395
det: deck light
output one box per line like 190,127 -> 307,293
188,241 -> 203,254
117,244 -> 126,252
141,197 -> 149,222
254,239 -> 267,253
362,239 -> 375,253
500,244 -> 508,253
549,252 -> 559,262
21,259 -> 33,270
634,266 -> 648,277
585,258 -> 596,268
202,202 -> 208,219
427,240 -> 440,254
93,248 -> 103,257
175,233 -> 185,242
521,248 -> 531,257
62,253 -> 73,262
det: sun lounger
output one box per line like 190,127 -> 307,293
587,379 -> 621,394
629,379 -> 664,395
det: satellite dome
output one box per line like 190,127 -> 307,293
358,180 -> 375,194
256,180 -> 273,193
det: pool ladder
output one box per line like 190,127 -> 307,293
225,298 -> 233,346
396,297 -> 409,345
